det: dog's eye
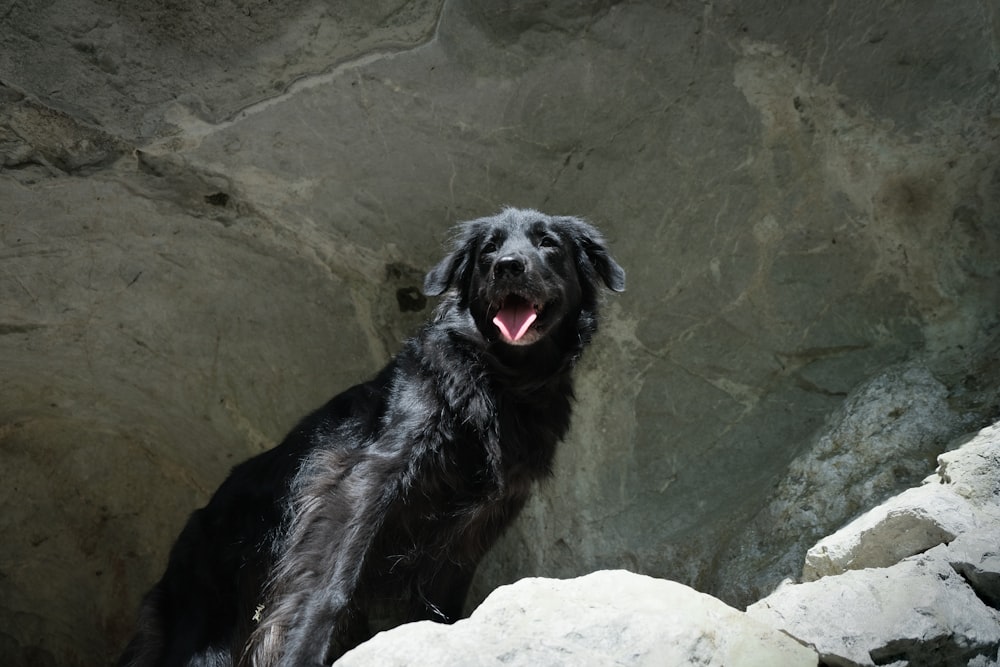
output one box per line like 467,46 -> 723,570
538,235 -> 560,249
481,241 -> 498,254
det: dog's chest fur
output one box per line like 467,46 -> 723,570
351,331 -> 567,570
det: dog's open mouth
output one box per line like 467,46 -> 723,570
492,295 -> 543,344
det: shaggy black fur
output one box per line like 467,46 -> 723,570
116,208 -> 625,667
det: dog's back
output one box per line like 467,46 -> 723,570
117,376 -> 395,666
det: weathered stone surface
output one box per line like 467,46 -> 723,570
0,0 -> 445,140
2,1 -> 1000,665
802,485 -> 973,580
949,533 -> 1000,612
1,84 -> 130,174
338,570 -> 818,667
710,362 -> 970,601
802,423 -> 1000,582
747,423 -> 1000,667
937,424 -> 1000,504
750,554 -> 1000,667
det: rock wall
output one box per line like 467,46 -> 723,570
1,1 -> 999,665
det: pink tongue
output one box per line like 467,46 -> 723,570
493,301 -> 538,342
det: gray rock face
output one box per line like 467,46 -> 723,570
713,362 -> 970,602
2,1 -> 999,665
0,0 -> 445,140
748,422 -> 1000,667
337,570 -> 818,667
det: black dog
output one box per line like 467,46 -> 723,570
117,208 -> 625,667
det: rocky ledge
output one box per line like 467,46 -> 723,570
339,422 -> 1000,666
339,570 -> 816,667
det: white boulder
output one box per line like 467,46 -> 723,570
338,570 -> 816,667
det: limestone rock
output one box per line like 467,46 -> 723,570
949,533 -> 1000,612
937,425 -> 1000,505
750,554 -> 1000,667
338,570 -> 817,667
803,422 -> 1000,581
747,423 -> 1000,667
802,485 -> 975,580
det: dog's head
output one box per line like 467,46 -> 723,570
424,208 -> 625,350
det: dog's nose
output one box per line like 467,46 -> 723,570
494,256 -> 526,278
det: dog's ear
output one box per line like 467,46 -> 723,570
423,225 -> 477,296
423,248 -> 465,296
580,235 -> 626,292
565,218 -> 626,293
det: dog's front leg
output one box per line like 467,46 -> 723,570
257,447 -> 412,667
412,559 -> 477,624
